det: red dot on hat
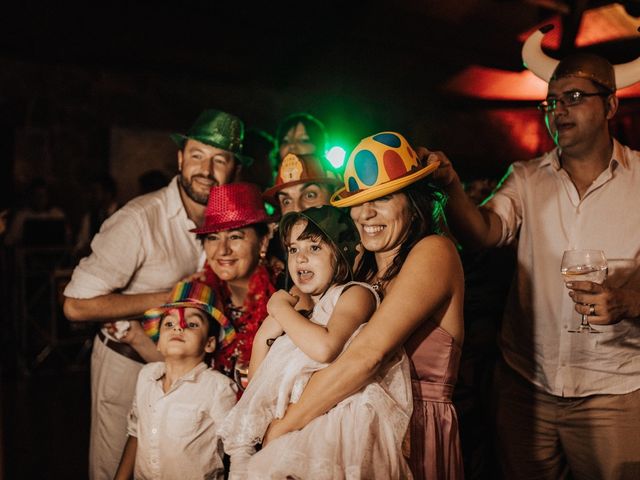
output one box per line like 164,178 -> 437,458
383,150 -> 407,179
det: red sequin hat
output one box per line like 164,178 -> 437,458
191,182 -> 275,235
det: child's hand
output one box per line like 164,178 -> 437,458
267,290 -> 299,317
118,320 -> 146,346
181,269 -> 207,283
290,285 -> 314,311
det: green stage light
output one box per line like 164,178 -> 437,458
264,202 -> 275,215
326,146 -> 346,169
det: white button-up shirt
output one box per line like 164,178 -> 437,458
487,140 -> 640,397
64,176 -> 205,340
128,362 -> 238,480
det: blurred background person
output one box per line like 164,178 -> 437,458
74,174 -> 119,258
137,169 -> 170,196
4,177 -> 70,247
239,127 -> 277,191
273,112 -> 327,162
453,175 -> 516,480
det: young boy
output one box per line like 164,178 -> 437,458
114,281 -> 238,480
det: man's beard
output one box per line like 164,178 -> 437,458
179,174 -> 217,205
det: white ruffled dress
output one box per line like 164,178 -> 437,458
219,281 -> 413,480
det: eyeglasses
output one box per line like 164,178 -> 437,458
537,90 -> 610,113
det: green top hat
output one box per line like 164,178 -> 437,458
170,109 -> 253,166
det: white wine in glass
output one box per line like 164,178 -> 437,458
560,249 -> 608,333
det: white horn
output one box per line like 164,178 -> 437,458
614,27 -> 640,89
522,25 -> 559,82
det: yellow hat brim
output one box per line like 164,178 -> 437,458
330,160 -> 440,207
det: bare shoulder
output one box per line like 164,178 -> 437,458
338,283 -> 377,310
405,235 -> 462,271
405,235 -> 464,343
393,235 -> 464,301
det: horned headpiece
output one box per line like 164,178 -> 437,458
522,24 -> 640,92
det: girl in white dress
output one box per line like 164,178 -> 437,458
219,205 -> 413,479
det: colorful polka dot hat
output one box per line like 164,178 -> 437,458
142,281 -> 236,348
330,132 -> 440,207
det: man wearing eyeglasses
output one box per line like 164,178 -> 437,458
423,26 -> 640,480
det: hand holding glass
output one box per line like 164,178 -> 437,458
560,249 -> 608,333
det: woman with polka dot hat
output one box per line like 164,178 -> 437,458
264,131 -> 465,480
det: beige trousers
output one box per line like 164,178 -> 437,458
89,335 -> 143,480
494,360 -> 640,480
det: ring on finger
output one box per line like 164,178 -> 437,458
588,304 -> 596,316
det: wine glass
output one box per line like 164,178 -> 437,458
560,249 -> 608,333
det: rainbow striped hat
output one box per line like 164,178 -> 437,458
143,281 -> 236,348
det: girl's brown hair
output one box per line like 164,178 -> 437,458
279,215 -> 352,286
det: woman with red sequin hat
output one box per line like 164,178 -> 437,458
191,182 -> 279,391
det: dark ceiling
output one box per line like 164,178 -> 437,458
0,1 -> 638,207
2,0 -> 639,92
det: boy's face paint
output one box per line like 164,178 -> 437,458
178,308 -> 188,329
157,307 -> 216,358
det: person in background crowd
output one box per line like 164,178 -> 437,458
424,26 -> 640,479
63,109 -> 248,480
137,169 -> 170,195
239,127 -> 277,191
273,112 -> 327,162
0,209 -> 8,236
453,176 -> 516,480
4,177 -> 70,247
74,174 -> 119,258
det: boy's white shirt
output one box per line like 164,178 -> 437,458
127,361 -> 237,480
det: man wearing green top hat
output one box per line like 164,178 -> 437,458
63,109 -> 248,480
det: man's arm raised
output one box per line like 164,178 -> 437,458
421,147 -> 503,250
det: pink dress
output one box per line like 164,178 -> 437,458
405,320 -> 464,480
